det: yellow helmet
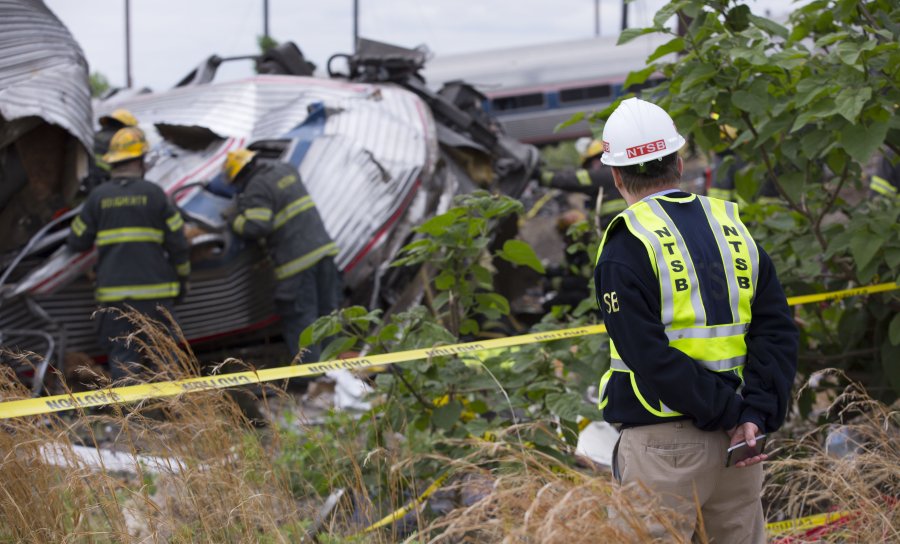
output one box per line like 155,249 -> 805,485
99,108 -> 138,129
223,149 -> 258,183
102,127 -> 148,164
580,139 -> 604,166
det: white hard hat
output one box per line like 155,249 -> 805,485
600,98 -> 686,167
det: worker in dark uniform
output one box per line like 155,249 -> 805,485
870,151 -> 899,200
83,109 -> 140,196
540,139 -> 626,228
223,149 -> 341,365
68,127 -> 191,380
593,98 -> 798,542
93,109 -> 139,170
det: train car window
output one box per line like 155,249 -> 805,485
559,84 -> 612,103
491,93 -> 545,111
626,77 -> 666,94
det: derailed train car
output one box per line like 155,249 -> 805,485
0,34 -> 539,393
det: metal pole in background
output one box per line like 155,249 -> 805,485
353,0 -> 359,52
621,0 -> 628,31
263,0 -> 269,39
594,0 -> 600,36
125,0 -> 133,87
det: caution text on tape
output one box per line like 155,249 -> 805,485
0,281 -> 896,420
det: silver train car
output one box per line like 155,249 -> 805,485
423,34 -> 669,144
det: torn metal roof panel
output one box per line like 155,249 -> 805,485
0,0 -> 92,151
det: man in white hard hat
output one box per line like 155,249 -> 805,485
593,98 -> 798,541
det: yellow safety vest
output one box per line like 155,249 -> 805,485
596,194 -> 759,418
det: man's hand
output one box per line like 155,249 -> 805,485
727,421 -> 767,468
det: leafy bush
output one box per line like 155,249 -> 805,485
608,0 -> 900,402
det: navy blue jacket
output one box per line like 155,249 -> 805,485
594,192 -> 798,432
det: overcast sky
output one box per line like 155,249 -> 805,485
44,0 -> 796,91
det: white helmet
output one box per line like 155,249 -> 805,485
600,98 -> 686,167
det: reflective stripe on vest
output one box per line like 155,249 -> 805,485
274,195 -> 314,230
575,168 -> 592,186
71,216 -> 88,237
96,282 -> 179,302
274,242 -> 339,280
597,194 -> 758,417
96,227 -> 164,246
167,213 -> 184,232
870,175 -> 898,197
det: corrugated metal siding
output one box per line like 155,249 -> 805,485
0,0 -> 93,151
101,76 -> 436,274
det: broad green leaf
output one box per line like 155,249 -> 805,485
734,166 -> 761,203
497,239 -> 545,273
459,318 -> 479,335
779,171 -> 806,206
653,0 -> 686,28
416,208 -> 464,236
545,392 -> 586,421
648,37 -> 685,62
474,293 -> 510,315
680,62 -> 716,91
731,89 -> 768,115
725,4 -> 751,32
434,271 -> 456,290
815,31 -> 849,48
617,27 -> 657,46
889,314 -> 900,346
749,14 -> 788,39
885,247 -> 900,270
432,400 -> 462,430
837,307 -> 868,348
839,120 -> 889,164
800,129 -> 831,158
624,66 -> 657,89
470,264 -> 493,288
833,87 -> 872,123
850,228 -> 883,271
555,111 -> 585,132
880,337 -> 900,395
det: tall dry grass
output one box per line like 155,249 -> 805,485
0,309 -> 340,543
4,310 -> 896,543
764,370 -> 900,542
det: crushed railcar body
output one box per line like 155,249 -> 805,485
0,37 -> 539,391
0,0 -> 93,391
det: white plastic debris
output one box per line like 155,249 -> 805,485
327,369 -> 373,411
39,442 -> 187,474
575,421 -> 620,466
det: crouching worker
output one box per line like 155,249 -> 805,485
593,98 -> 798,542
223,149 -> 341,371
68,127 -> 191,381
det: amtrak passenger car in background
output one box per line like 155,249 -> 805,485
423,35 -> 669,145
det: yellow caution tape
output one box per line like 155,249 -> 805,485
0,326 -> 602,420
765,509 -> 851,535
785,281 -> 897,306
0,281 -> 895,420
360,472 -> 450,534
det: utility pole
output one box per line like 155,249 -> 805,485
621,0 -> 629,31
125,0 -> 133,88
263,0 -> 269,39
594,0 -> 600,36
353,0 -> 359,52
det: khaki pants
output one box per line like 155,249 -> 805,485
614,421 -> 765,543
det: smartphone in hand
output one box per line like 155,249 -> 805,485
725,434 -> 767,467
